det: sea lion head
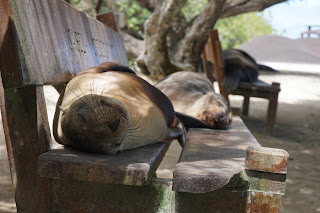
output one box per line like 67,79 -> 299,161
198,92 -> 232,129
59,94 -> 130,154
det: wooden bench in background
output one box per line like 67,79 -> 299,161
0,1 -> 288,212
203,30 -> 281,134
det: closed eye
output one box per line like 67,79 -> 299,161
109,119 -> 120,133
77,113 -> 86,123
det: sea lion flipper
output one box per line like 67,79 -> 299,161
222,66 -> 241,90
175,112 -> 211,129
257,64 -> 278,72
53,85 -> 66,144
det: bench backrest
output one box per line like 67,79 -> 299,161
0,0 -> 128,211
0,0 -> 128,88
202,30 -> 229,102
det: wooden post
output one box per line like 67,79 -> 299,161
245,146 -> 288,212
242,96 -> 250,116
265,82 -> 280,133
0,84 -> 52,212
208,30 -> 230,103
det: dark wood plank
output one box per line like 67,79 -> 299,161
0,83 -> 52,212
97,12 -> 118,32
208,30 -> 230,102
38,142 -> 170,186
173,116 -> 260,193
237,80 -> 281,92
1,0 -> 128,88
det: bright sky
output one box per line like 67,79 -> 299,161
265,0 -> 320,39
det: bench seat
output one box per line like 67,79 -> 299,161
173,116 -> 261,193
38,142 -> 169,186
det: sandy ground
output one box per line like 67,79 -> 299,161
0,73 -> 319,212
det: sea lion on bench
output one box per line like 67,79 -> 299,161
53,62 -> 184,154
222,49 -> 277,90
156,71 -> 232,129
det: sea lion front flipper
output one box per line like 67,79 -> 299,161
175,112 -> 211,129
52,85 -> 66,144
164,116 -> 186,147
222,65 -> 241,90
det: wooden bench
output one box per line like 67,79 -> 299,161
203,30 -> 281,134
0,1 -> 288,212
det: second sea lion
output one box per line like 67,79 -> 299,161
222,49 -> 277,90
156,71 -> 232,129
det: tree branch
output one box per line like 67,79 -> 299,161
133,0 -> 158,11
172,0 -> 226,69
95,0 -> 103,13
220,0 -> 288,18
137,0 -> 187,79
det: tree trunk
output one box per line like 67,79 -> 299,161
171,0 -> 226,71
136,0 -> 186,80
135,0 -> 287,81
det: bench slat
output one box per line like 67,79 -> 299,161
38,142 -> 169,186
173,116 -> 260,193
2,0 -> 128,88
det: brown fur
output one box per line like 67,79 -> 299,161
53,62 -> 183,154
156,71 -> 232,129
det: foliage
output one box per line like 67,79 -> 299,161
116,1 -> 151,33
216,12 -> 277,49
180,0 -> 277,50
68,0 -> 278,50
182,0 -> 206,21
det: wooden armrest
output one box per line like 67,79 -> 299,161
237,80 -> 281,93
38,142 -> 169,186
173,116 -> 260,193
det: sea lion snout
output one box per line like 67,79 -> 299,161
202,110 -> 231,129
59,95 -> 130,154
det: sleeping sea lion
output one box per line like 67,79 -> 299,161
53,62 -> 184,154
156,71 -> 232,129
222,49 -> 277,90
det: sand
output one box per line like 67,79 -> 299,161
0,73 -> 319,213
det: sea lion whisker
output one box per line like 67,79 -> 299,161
72,78 -> 103,119
89,78 -> 105,118
143,146 -> 151,152
65,84 -> 100,118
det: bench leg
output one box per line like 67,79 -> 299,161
242,96 -> 250,116
265,93 -> 279,134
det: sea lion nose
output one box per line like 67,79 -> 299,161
109,119 -> 120,133
218,114 -> 227,121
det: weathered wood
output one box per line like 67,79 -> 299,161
246,146 -> 289,174
208,30 -> 230,102
173,116 -> 260,193
238,80 -> 281,92
96,12 -> 118,32
242,96 -> 250,116
1,0 -> 128,88
42,177 -> 175,213
0,83 -> 52,212
266,82 -> 280,133
39,143 -> 170,186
